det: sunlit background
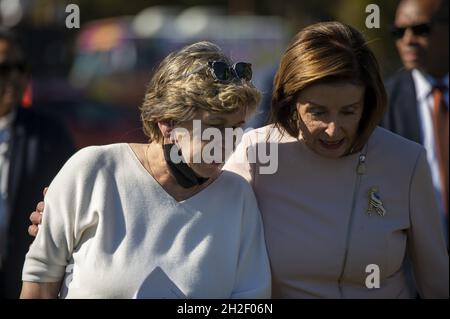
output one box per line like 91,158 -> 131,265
1,0 -> 402,149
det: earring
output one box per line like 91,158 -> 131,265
291,105 -> 298,120
176,143 -> 182,156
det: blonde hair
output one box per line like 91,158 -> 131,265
140,41 -> 261,142
270,22 -> 387,153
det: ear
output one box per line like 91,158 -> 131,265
157,121 -> 173,140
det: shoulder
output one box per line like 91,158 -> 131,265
216,171 -> 263,225
369,127 -> 424,167
215,170 -> 260,213
44,144 -> 132,203
384,70 -> 416,106
385,70 -> 413,91
217,170 -> 255,196
241,124 -> 293,146
59,143 -> 129,179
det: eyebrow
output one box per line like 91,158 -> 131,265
306,101 -> 361,108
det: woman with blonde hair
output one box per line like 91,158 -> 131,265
20,41 -> 271,299
224,21 -> 448,298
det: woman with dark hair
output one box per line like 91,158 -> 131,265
225,21 -> 448,298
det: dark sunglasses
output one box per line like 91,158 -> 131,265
390,23 -> 432,39
187,61 -> 252,82
0,62 -> 27,75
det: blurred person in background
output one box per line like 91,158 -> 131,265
382,0 -> 449,244
0,28 -> 75,298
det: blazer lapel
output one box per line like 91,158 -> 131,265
396,72 -> 422,144
7,114 -> 26,210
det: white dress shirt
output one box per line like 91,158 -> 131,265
411,70 -> 449,242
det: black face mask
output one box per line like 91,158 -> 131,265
162,143 -> 209,188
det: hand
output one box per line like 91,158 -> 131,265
28,187 -> 47,237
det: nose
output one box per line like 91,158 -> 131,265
402,28 -> 418,44
325,121 -> 341,137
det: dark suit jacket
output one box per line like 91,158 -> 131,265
381,70 -> 422,145
381,70 -> 450,296
0,106 -> 75,298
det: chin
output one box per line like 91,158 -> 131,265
402,59 -> 424,71
314,141 -> 348,159
403,62 -> 418,70
317,150 -> 345,159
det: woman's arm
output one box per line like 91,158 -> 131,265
230,181 -> 271,299
407,149 -> 449,298
21,147 -> 100,298
20,282 -> 62,299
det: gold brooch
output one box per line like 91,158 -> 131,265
367,187 -> 386,216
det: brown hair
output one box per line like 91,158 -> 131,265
270,21 -> 387,153
140,41 -> 261,143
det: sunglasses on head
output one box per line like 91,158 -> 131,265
187,61 -> 252,82
390,23 -> 432,39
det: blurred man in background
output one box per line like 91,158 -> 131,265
0,28 -> 75,298
382,0 -> 449,245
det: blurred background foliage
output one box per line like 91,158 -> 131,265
7,0 -> 401,76
1,0 -> 404,147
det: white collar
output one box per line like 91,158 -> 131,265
411,69 -> 449,100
